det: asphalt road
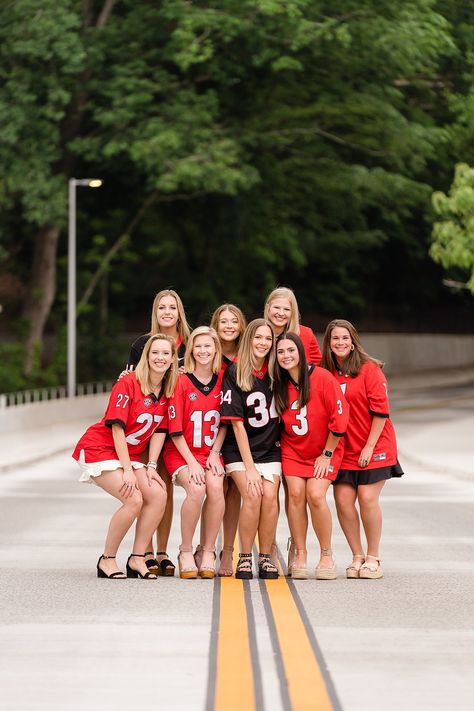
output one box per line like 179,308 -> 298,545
0,375 -> 473,711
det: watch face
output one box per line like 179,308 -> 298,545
323,450 -> 333,457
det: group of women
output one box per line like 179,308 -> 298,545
73,287 -> 404,581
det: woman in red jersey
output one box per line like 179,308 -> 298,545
72,335 -> 178,579
126,289 -> 191,577
163,326 -> 227,579
264,286 -> 322,569
273,333 -> 348,580
264,286 -> 321,365
194,304 -> 247,577
322,319 -> 404,579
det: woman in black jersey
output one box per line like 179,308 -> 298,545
126,289 -> 191,576
220,319 -> 281,580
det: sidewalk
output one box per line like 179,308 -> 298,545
2,367 -> 473,478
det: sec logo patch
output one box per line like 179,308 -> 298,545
143,397 -> 153,407
189,392 -> 198,401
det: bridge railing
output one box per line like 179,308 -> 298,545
0,381 -> 113,409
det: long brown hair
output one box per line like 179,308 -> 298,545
273,333 -> 310,414
135,335 -> 179,397
236,319 -> 275,392
210,303 -> 247,353
321,319 -> 383,377
149,289 -> 190,345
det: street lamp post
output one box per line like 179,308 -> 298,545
67,178 -> 103,398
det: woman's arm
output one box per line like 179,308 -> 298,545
145,432 -> 167,490
359,416 -> 387,467
206,425 -> 227,476
111,424 -> 137,497
231,420 -> 263,496
313,432 -> 343,478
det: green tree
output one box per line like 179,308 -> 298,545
431,163 -> 474,292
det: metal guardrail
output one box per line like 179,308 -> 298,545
0,381 -> 113,409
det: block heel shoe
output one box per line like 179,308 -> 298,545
126,553 -> 158,579
96,555 -> 126,579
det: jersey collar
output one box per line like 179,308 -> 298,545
253,363 -> 268,380
186,372 -> 218,395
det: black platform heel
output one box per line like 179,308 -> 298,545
126,553 -> 158,579
96,555 -> 126,579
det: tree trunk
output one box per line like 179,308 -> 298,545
22,224 -> 61,376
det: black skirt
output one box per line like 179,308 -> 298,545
333,461 -> 404,488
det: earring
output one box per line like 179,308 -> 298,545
350,344 -> 355,351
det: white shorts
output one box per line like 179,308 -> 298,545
171,465 -> 188,484
77,449 -> 144,484
225,461 -> 281,484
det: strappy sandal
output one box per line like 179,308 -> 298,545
346,554 -> 365,579
155,551 -> 176,577
199,548 -> 216,579
360,555 -> 383,579
218,545 -> 234,577
193,544 -> 204,570
144,551 -> 160,575
96,555 -> 126,579
178,546 -> 198,579
315,548 -> 338,580
126,554 -> 157,579
287,537 -> 295,577
289,548 -> 308,580
271,541 -> 283,576
235,553 -> 253,580
258,553 -> 278,580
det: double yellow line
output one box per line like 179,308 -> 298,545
209,550 -> 339,711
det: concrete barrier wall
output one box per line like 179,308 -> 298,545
1,334 -> 473,430
0,393 -> 108,434
360,334 -> 474,374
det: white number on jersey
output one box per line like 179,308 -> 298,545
246,393 -> 278,428
190,409 -> 220,448
168,405 -> 176,419
290,401 -> 308,436
336,399 -> 343,415
115,393 -> 130,409
220,389 -> 232,405
126,414 -> 164,445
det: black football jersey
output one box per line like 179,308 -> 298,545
220,363 -> 280,464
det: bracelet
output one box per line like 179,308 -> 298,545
210,448 -> 221,455
147,461 -> 157,469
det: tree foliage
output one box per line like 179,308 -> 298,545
0,0 -> 472,389
431,163 -> 474,292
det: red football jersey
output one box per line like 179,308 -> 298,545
281,366 -> 348,479
332,361 -> 398,469
72,373 -> 168,462
298,325 -> 322,365
163,370 -> 224,472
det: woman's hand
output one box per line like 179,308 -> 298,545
246,466 -> 263,497
120,467 -> 137,497
188,460 -> 206,485
313,455 -> 331,479
146,465 -> 166,490
358,444 -> 374,468
117,365 -> 133,381
206,450 -> 224,477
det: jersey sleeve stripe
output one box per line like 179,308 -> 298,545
329,430 -> 346,437
104,418 -> 126,429
169,431 -> 184,437
369,409 -> 390,418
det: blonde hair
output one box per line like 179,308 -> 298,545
150,289 -> 190,345
135,335 -> 179,397
264,286 -> 300,334
236,319 -> 275,392
184,326 -> 222,374
210,304 -> 247,350
321,319 -> 384,377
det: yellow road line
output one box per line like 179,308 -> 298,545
265,578 -> 336,711
214,548 -> 256,711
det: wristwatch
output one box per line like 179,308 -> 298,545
323,450 -> 333,458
